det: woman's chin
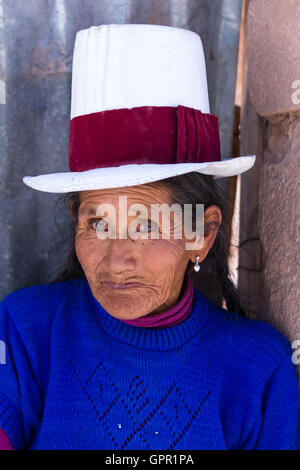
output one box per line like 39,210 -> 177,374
97,295 -> 152,320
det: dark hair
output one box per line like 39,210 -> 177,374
50,172 -> 249,316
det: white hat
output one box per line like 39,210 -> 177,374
23,24 -> 255,193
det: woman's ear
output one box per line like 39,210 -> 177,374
187,205 -> 222,264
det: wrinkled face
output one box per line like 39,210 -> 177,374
74,183 -> 192,320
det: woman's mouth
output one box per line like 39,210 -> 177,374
102,281 -> 142,290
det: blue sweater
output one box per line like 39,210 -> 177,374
0,277 -> 299,450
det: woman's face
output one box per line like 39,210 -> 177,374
74,184 -> 221,320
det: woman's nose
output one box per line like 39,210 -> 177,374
104,238 -> 136,274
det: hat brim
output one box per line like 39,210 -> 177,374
23,155 -> 255,193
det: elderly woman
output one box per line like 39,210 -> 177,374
0,24 -> 299,450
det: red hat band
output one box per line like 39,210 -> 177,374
69,105 -> 221,172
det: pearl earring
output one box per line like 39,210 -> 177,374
194,255 -> 201,272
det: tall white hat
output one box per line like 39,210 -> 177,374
23,24 -> 255,193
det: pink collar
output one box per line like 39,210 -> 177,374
121,275 -> 194,329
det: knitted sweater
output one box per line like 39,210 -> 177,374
0,274 -> 194,450
0,277 -> 299,450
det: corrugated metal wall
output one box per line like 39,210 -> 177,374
0,0 -> 242,299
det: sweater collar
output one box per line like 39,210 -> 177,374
83,278 -> 210,351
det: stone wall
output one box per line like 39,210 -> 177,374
240,0 -> 300,372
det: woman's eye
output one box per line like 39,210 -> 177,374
137,220 -> 158,233
90,219 -> 108,232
